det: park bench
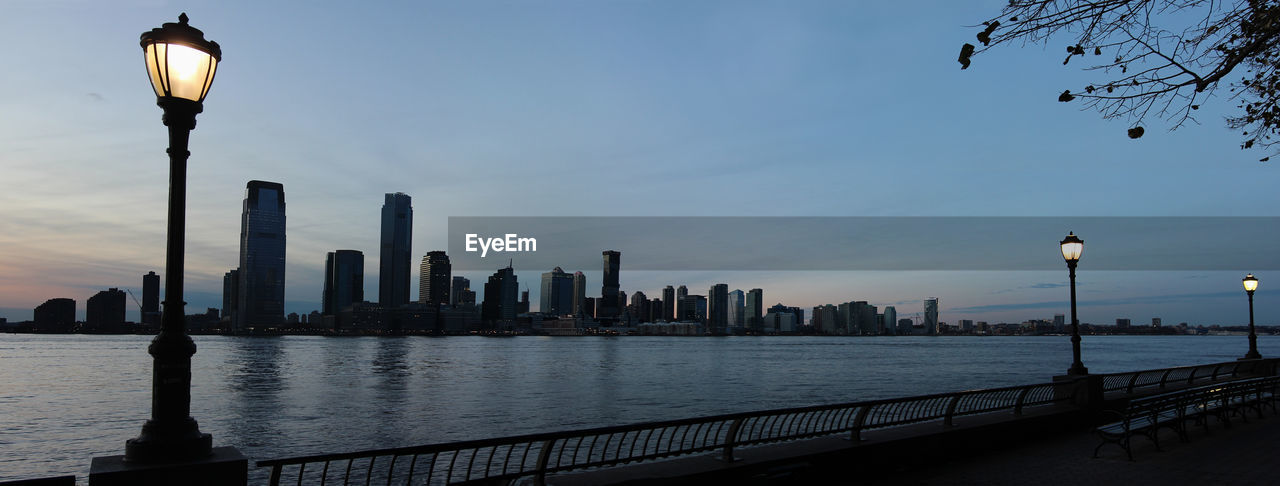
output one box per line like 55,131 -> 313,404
1094,375 -> 1280,460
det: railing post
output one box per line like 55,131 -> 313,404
850,406 -> 872,441
267,465 -> 282,486
1126,373 -> 1140,394
1159,369 -> 1174,389
1187,367 -> 1197,385
720,418 -> 743,462
533,438 -> 558,486
1013,386 -> 1033,416
943,395 -> 962,427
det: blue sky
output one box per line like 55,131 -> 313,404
0,1 -> 1276,326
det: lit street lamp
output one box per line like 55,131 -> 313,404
1061,232 -> 1087,375
125,13 -> 220,463
1243,274 -> 1261,360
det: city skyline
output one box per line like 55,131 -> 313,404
1,2 -> 1277,327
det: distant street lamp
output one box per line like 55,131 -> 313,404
1061,232 -> 1088,375
1243,274 -> 1261,360
126,13 -> 220,463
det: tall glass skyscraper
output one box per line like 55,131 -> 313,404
379,193 -> 413,308
924,298 -> 939,336
237,181 -> 286,330
323,250 -> 364,316
539,267 -> 573,316
599,250 -> 621,318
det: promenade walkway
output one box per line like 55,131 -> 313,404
868,410 -> 1280,486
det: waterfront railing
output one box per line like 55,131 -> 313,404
259,358 -> 1278,485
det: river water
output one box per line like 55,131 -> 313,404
1,334 -> 1274,483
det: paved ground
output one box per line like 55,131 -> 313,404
870,407 -> 1280,485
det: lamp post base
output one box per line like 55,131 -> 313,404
124,417 -> 212,463
1241,352 -> 1263,360
91,446 -> 245,486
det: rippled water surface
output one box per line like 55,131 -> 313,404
2,334 -> 1275,483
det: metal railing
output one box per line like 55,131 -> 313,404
259,380 -> 1073,485
258,358 -> 1280,485
1097,358 -> 1279,395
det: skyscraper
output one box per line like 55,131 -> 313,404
746,288 -> 763,330
727,289 -> 744,329
599,250 -> 621,318
675,285 -> 688,321
323,250 -> 364,316
237,180 -> 286,330
540,267 -> 573,316
481,264 -> 518,323
451,276 -> 471,306
924,298 -> 939,335
379,192 -> 413,308
141,271 -> 160,327
572,271 -> 587,316
884,306 -> 897,335
418,251 -> 450,305
222,269 -> 239,324
708,284 -> 729,334
662,285 -> 675,322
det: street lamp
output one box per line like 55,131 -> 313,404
1243,274 -> 1261,360
126,13 -> 220,463
1061,232 -> 1087,375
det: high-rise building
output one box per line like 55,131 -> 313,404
222,269 -> 239,323
518,289 -> 530,315
572,271 -> 587,316
86,288 -> 127,330
708,284 -> 729,334
141,271 -> 160,327
237,180 -> 286,330
418,251 -> 451,305
630,291 -> 649,322
323,250 -> 364,316
923,298 -> 939,335
540,267 -> 573,316
727,289 -> 745,329
451,276 -> 471,306
33,298 -> 75,332
599,250 -> 621,318
481,264 -> 518,323
675,285 -> 689,320
1053,314 -> 1066,332
883,306 -> 897,335
745,288 -> 763,330
662,285 -> 675,322
379,192 -> 413,308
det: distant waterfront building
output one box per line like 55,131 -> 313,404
481,264 -> 518,323
237,180 -> 287,329
451,276 -> 472,306
141,271 -> 160,327
1116,318 -> 1131,329
691,295 -> 707,322
727,289 -> 744,329
884,306 -> 897,335
519,289 -> 530,315
379,192 -> 413,308
708,284 -> 729,334
323,250 -> 364,318
662,286 -> 675,322
1053,314 -> 1066,332
418,251 -> 451,306
958,319 -> 975,333
745,288 -> 763,331
572,271 -> 587,315
923,298 -> 939,335
599,250 -> 621,318
33,298 -> 75,332
675,285 -> 689,321
630,291 -> 650,322
540,267 -> 574,316
222,269 -> 239,323
86,288 -> 126,330
899,318 -> 914,334
1151,317 -> 1162,328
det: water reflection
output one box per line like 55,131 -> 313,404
225,337 -> 284,448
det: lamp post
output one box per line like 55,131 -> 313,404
1243,274 -> 1261,360
1061,232 -> 1088,375
126,13 -> 220,463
